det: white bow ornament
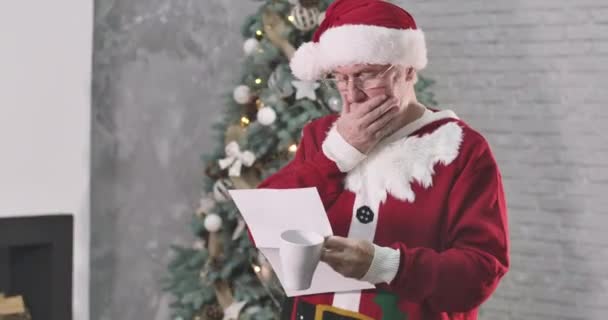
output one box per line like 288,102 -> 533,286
218,141 -> 256,177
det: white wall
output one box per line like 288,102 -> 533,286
0,1 -> 93,320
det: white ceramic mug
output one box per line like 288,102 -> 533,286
279,229 -> 324,290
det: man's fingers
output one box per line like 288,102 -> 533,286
323,236 -> 351,250
352,95 -> 389,116
360,100 -> 398,128
320,249 -> 343,265
367,108 -> 400,138
343,100 -> 351,114
320,249 -> 360,278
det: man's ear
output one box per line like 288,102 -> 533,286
405,67 -> 416,82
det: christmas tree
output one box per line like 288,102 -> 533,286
163,0 -> 437,319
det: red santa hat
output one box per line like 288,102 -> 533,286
289,0 -> 427,81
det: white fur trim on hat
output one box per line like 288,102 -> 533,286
289,42 -> 323,82
290,24 -> 427,81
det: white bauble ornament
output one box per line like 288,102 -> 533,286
212,178 -> 234,202
233,85 -> 251,104
257,106 -> 277,126
328,96 -> 342,112
290,5 -> 320,31
243,38 -> 260,56
204,213 -> 223,232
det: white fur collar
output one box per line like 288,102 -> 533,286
344,110 -> 463,209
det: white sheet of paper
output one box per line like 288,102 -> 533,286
259,248 -> 373,297
228,187 -> 333,248
228,187 -> 374,295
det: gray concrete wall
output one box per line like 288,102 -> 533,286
91,0 -> 258,319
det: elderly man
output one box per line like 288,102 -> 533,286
255,0 -> 510,319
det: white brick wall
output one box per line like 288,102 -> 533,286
395,1 -> 608,319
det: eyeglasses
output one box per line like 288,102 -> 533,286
321,65 -> 395,90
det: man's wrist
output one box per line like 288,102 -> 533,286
322,125 -> 366,172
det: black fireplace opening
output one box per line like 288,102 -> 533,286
0,215 -> 73,320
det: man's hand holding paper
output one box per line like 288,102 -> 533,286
228,187 -> 374,297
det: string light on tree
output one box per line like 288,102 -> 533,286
240,116 -> 250,127
253,264 -> 262,273
255,29 -> 263,40
255,251 -> 273,283
288,144 -> 298,153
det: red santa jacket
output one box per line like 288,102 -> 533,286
253,108 -> 509,320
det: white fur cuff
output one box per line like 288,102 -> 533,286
361,244 -> 401,285
322,126 -> 366,172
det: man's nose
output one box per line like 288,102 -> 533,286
346,80 -> 366,103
